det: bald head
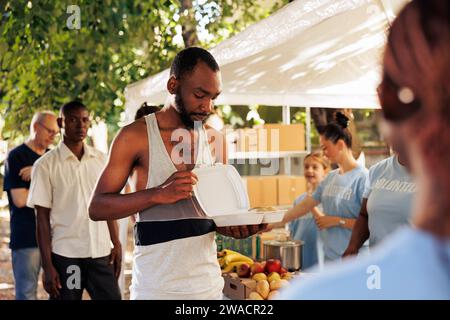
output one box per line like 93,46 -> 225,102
30,111 -> 57,134
30,111 -> 59,149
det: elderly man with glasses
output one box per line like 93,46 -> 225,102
3,110 -> 59,300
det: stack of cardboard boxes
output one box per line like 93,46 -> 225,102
230,123 -> 308,207
217,123 -> 308,264
227,123 -> 305,153
243,175 -> 307,207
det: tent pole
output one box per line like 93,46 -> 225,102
377,0 -> 394,27
306,106 -> 312,153
282,105 -> 291,175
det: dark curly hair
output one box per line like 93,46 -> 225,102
322,112 -> 352,148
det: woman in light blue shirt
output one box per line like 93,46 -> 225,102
280,0 -> 450,299
280,112 -> 368,262
343,149 -> 415,256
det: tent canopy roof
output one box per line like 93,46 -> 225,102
125,0 -> 408,120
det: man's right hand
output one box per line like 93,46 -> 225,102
43,265 -> 62,298
155,171 -> 198,204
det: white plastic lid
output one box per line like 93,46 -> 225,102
193,164 -> 250,216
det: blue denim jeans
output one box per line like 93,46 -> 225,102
11,247 -> 41,300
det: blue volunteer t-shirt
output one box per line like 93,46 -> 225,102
280,227 -> 450,300
312,165 -> 368,260
289,193 -> 323,270
3,144 -> 41,249
365,156 -> 416,247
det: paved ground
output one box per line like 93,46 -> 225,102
0,208 -> 133,300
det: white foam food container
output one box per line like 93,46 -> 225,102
193,164 -> 286,227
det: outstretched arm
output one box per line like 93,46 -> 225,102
89,124 -> 197,221
282,195 -> 320,224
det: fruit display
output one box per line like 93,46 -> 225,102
217,249 -> 254,273
219,250 -> 295,300
249,258 -> 293,300
250,275 -> 291,300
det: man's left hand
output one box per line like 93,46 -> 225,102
216,224 -> 268,239
109,243 -> 122,279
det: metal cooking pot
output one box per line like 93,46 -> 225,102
263,240 -> 303,272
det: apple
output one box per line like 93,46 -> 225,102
250,262 -> 265,275
265,259 -> 282,274
279,267 -> 288,275
237,263 -> 251,278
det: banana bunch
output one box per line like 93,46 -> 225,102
217,249 -> 253,273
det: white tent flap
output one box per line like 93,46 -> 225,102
125,0 -> 408,119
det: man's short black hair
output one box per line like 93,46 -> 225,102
170,47 -> 220,79
60,100 -> 87,117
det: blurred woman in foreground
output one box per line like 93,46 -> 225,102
281,0 -> 450,299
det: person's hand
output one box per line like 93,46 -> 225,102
109,242 -> 122,279
342,246 -> 359,258
261,224 -> 274,233
155,171 -> 198,204
216,224 -> 268,239
311,207 -> 324,219
43,265 -> 62,298
314,215 -> 339,230
19,166 -> 32,182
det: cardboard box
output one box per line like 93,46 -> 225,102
264,124 -> 305,152
277,176 -> 307,206
235,124 -> 305,153
237,128 -> 259,152
222,273 -> 256,300
225,129 -> 238,155
245,176 -> 278,207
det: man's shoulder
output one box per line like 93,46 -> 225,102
120,118 -> 148,138
85,144 -> 107,159
111,119 -> 149,153
6,143 -> 27,159
33,147 -> 58,168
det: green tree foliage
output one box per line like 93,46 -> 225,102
0,0 -> 288,140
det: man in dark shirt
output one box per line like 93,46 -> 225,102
3,111 -> 59,300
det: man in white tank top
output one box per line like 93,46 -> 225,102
89,47 -> 266,299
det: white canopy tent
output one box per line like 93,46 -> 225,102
124,0 -> 408,120
118,0 -> 410,295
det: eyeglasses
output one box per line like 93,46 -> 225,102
377,72 -> 422,122
38,122 -> 59,136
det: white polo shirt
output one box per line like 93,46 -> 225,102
27,142 -> 111,259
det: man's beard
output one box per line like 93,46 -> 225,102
175,91 -> 210,129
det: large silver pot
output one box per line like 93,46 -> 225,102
263,240 -> 303,272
